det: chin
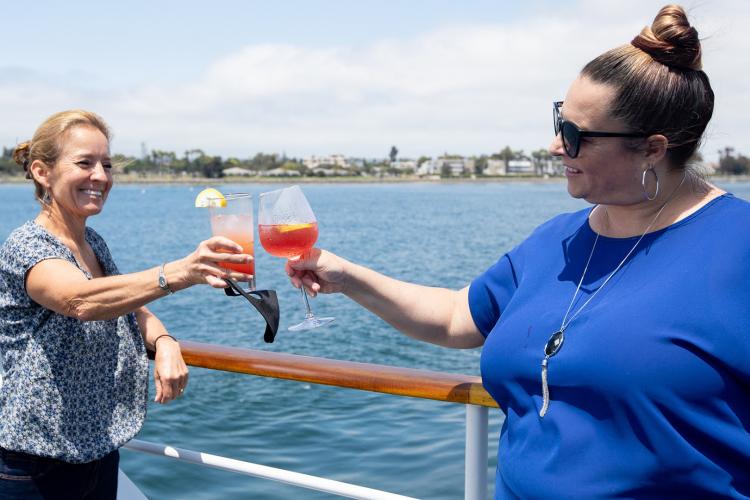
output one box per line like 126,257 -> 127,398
565,183 -> 587,200
80,203 -> 105,216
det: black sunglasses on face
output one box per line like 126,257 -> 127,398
553,101 -> 647,158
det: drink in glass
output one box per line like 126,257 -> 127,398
257,222 -> 319,258
209,193 -> 255,290
258,186 -> 333,331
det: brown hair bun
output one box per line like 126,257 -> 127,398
631,4 -> 702,71
12,142 -> 32,179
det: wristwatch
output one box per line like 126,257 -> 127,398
158,263 -> 173,294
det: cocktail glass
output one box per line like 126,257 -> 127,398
208,193 -> 255,290
258,185 -> 334,331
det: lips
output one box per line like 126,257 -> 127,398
565,166 -> 582,175
80,188 -> 104,198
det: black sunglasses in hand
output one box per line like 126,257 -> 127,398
224,278 -> 280,343
553,101 -> 647,158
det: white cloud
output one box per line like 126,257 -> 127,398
1,0 -> 747,161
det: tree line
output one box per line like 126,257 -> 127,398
1,145 -> 748,178
716,147 -> 750,175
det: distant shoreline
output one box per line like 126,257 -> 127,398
1,174 -> 748,186
0,174 -> 567,185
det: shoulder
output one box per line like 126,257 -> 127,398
496,207 -> 591,278
521,207 -> 591,248
1,221 -> 70,273
713,193 -> 750,219
2,221 -> 60,256
689,194 -> 750,241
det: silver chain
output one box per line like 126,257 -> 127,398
539,172 -> 687,418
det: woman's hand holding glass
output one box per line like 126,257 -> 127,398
285,248 -> 350,297
175,236 -> 254,289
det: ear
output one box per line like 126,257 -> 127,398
28,160 -> 52,190
643,134 -> 668,164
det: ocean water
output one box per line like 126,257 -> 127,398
1,180 -> 748,499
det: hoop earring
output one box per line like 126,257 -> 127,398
641,166 -> 659,201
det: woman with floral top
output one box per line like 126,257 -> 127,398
0,110 -> 253,499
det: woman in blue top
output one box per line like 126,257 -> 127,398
287,5 -> 750,498
0,110 -> 254,499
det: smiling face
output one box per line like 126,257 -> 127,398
549,76 -> 648,206
44,125 -> 113,220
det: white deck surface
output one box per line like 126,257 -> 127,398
117,469 -> 148,500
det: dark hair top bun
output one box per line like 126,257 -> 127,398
631,4 -> 702,71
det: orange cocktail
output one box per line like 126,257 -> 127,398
209,193 -> 255,290
211,217 -> 255,274
258,222 -> 318,258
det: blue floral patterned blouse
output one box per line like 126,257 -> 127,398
0,221 -> 148,463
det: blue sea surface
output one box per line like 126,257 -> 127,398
1,180 -> 748,499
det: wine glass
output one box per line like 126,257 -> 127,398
258,186 -> 334,331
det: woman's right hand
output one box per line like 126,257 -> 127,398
285,248 -> 350,297
177,236 -> 254,288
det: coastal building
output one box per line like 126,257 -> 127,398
390,160 -> 417,171
222,167 -> 257,177
484,159 -> 507,176
304,154 -> 350,170
265,168 -> 301,177
417,157 -> 475,177
506,159 -> 535,174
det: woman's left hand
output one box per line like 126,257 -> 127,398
153,337 -> 189,404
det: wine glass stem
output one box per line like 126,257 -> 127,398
300,287 -> 314,319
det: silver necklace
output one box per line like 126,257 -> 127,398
539,173 -> 686,418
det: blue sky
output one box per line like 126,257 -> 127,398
2,1 -> 747,162
3,1 -> 533,87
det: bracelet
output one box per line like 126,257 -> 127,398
153,334 -> 178,350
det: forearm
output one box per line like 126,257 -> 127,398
136,306 -> 188,404
64,260 -> 186,321
343,262 -> 477,348
135,306 -> 171,350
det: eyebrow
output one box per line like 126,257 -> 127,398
71,152 -> 111,160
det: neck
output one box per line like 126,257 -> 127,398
35,204 -> 87,246
594,170 -> 690,238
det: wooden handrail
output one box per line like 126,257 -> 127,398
168,340 -> 498,408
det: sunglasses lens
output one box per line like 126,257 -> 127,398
561,122 -> 580,158
553,107 -> 560,135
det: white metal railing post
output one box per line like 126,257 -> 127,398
464,404 -> 489,500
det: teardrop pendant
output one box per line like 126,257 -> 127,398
544,329 -> 565,357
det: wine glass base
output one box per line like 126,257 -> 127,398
288,316 -> 335,331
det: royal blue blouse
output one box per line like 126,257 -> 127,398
470,194 -> 750,498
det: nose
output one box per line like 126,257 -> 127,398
549,133 -> 564,157
90,161 -> 110,182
